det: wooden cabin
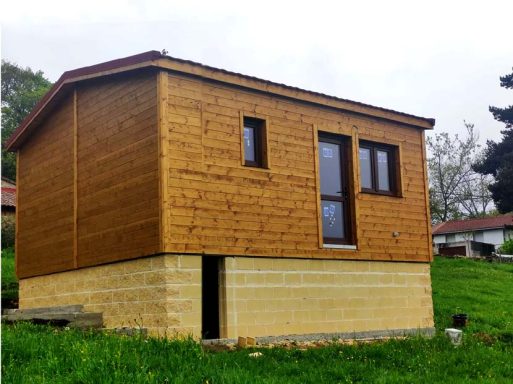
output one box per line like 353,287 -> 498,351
7,51 -> 435,340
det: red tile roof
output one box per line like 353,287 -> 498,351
1,187 -> 16,207
432,214 -> 513,235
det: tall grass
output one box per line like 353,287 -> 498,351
1,247 -> 18,305
2,323 -> 512,384
2,257 -> 513,383
431,256 -> 513,336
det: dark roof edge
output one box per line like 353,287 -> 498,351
5,51 -> 162,151
1,176 -> 16,184
161,54 -> 436,127
6,50 -> 435,151
433,226 -> 510,235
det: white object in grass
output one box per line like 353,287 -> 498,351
445,328 -> 463,346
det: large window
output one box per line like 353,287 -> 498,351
359,141 -> 398,195
242,116 -> 267,168
318,133 -> 353,245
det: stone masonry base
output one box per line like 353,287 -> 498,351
19,255 -> 202,338
19,255 -> 434,339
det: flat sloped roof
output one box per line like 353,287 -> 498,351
6,50 -> 435,151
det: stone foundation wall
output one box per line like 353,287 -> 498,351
220,257 -> 434,338
19,255 -> 434,340
19,255 -> 201,338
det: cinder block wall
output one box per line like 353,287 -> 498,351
220,257 -> 434,339
19,254 -> 434,340
18,255 -> 202,338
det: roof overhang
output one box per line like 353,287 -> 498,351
6,50 -> 436,151
433,225 -> 512,235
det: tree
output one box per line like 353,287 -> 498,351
427,122 -> 493,223
473,68 -> 513,213
1,60 -> 52,180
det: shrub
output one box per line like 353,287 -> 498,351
1,247 -> 17,306
1,215 -> 15,249
499,239 -> 513,255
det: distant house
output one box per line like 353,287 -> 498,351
1,177 -> 16,216
432,215 -> 513,255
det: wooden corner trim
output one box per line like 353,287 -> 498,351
15,151 -> 19,278
420,131 -> 434,261
312,124 -> 323,248
73,89 -> 78,268
157,71 -> 170,253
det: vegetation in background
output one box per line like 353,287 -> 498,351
1,60 -> 52,180
473,68 -> 513,213
1,215 -> 16,249
499,239 -> 513,255
2,257 -> 513,383
1,247 -> 18,307
427,123 -> 493,223
431,256 -> 513,336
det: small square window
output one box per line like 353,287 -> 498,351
359,140 -> 399,196
242,116 -> 267,168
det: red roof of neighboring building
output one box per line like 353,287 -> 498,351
1,187 -> 16,208
432,214 -> 513,235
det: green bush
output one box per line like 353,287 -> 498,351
1,215 -> 15,249
499,238 -> 513,254
1,247 -> 18,305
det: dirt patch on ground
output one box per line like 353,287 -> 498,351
203,336 -> 405,352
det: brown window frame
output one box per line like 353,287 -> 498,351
319,133 -> 354,246
242,116 -> 267,168
359,140 -> 399,196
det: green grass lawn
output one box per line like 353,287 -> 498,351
431,256 -> 513,336
2,256 -> 513,383
1,247 -> 18,307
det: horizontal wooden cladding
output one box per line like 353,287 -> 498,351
15,66 -> 431,278
163,71 -> 431,262
157,58 -> 433,129
76,71 -> 160,268
17,96 -> 75,278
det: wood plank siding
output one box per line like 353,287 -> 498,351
76,71 -> 160,267
17,97 -> 75,277
16,71 -> 160,278
162,71 -> 432,262
14,55 -> 433,278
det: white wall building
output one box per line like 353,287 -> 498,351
432,215 -> 513,252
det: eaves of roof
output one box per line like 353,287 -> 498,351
6,50 -> 436,151
433,226 -> 511,235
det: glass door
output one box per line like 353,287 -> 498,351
318,134 -> 352,244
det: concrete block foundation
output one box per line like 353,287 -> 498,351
19,255 -> 434,339
19,255 -> 202,338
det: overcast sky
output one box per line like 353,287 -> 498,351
1,0 -> 512,143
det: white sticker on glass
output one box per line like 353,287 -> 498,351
244,128 -> 251,147
322,147 -> 333,158
323,206 -> 330,217
328,204 -> 337,227
359,149 -> 369,160
378,151 -> 388,163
